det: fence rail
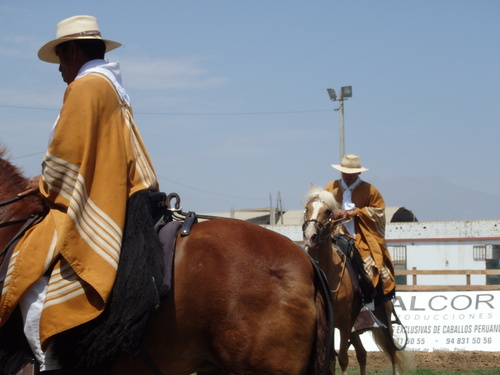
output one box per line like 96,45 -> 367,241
394,267 -> 500,291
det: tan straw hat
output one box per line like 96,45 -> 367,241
331,154 -> 369,174
38,15 -> 122,64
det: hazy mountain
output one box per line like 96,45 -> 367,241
370,176 -> 500,222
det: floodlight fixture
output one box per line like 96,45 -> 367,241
327,88 -> 337,101
326,85 -> 352,162
340,86 -> 352,99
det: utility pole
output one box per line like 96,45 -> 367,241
327,86 -> 352,162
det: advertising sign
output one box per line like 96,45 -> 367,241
358,291 -> 500,352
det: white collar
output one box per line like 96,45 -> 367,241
75,59 -> 130,106
340,176 -> 362,191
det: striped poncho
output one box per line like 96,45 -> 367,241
0,65 -> 158,348
326,179 -> 395,296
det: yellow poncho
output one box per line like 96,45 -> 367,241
0,72 -> 158,347
326,179 -> 395,296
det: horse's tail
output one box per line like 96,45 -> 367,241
371,328 -> 415,374
308,270 -> 336,375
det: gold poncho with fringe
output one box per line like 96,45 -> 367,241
0,73 -> 158,347
326,179 -> 395,296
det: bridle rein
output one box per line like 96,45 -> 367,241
0,196 -> 30,229
0,194 -> 47,258
0,195 -> 24,207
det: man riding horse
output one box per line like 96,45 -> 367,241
325,154 -> 396,329
0,15 -> 158,373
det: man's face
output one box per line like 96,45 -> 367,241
341,172 -> 360,186
55,42 -> 81,84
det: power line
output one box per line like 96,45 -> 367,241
0,104 -> 57,111
158,175 -> 267,201
12,151 -> 45,160
138,109 -> 331,116
0,103 -> 332,116
2,156 -> 267,202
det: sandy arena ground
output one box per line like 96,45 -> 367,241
348,350 -> 500,372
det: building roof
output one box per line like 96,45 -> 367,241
201,206 -> 417,226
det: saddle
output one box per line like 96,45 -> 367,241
150,192 -> 200,297
332,234 -> 375,305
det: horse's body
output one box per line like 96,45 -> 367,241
303,185 -> 410,375
113,218 -> 332,375
308,240 -> 366,375
0,151 -> 335,375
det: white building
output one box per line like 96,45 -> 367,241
204,207 -> 500,287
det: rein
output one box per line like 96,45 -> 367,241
0,219 -> 29,229
0,195 -> 35,229
0,194 -> 48,259
0,195 -> 24,207
330,247 -> 348,295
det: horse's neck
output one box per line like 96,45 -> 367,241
308,241 -> 342,275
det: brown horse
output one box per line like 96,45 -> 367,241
0,149 -> 45,257
0,150 -> 335,375
302,185 -> 410,375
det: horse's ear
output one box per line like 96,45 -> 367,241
310,183 -> 316,190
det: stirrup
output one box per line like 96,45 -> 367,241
352,306 -> 386,333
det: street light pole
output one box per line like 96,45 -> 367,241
327,86 -> 352,162
338,97 -> 345,161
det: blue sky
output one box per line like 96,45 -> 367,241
1,1 -> 499,220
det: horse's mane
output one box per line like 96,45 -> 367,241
304,184 -> 339,211
0,147 -> 44,215
0,147 -> 30,195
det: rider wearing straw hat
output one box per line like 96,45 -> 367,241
326,154 -> 395,304
0,15 -> 158,373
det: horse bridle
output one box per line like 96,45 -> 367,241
302,199 -> 344,244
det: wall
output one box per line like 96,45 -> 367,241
264,220 -> 500,285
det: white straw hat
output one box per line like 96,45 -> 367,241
38,15 -> 122,63
331,154 -> 369,174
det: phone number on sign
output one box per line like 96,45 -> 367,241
446,337 -> 493,345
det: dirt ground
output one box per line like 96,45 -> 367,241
348,350 -> 500,372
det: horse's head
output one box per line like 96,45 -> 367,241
0,148 -> 44,222
302,184 -> 340,249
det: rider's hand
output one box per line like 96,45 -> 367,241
345,209 -> 357,220
18,175 -> 41,197
333,209 -> 346,220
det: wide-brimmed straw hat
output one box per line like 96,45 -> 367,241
38,15 -> 122,64
331,154 -> 369,174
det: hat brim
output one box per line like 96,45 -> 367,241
331,164 -> 369,174
38,37 -> 122,63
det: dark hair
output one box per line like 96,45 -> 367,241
56,39 -> 106,61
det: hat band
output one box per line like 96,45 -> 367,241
62,30 -> 101,38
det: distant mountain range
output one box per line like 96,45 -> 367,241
371,176 -> 500,222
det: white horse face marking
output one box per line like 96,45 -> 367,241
303,200 -> 323,248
